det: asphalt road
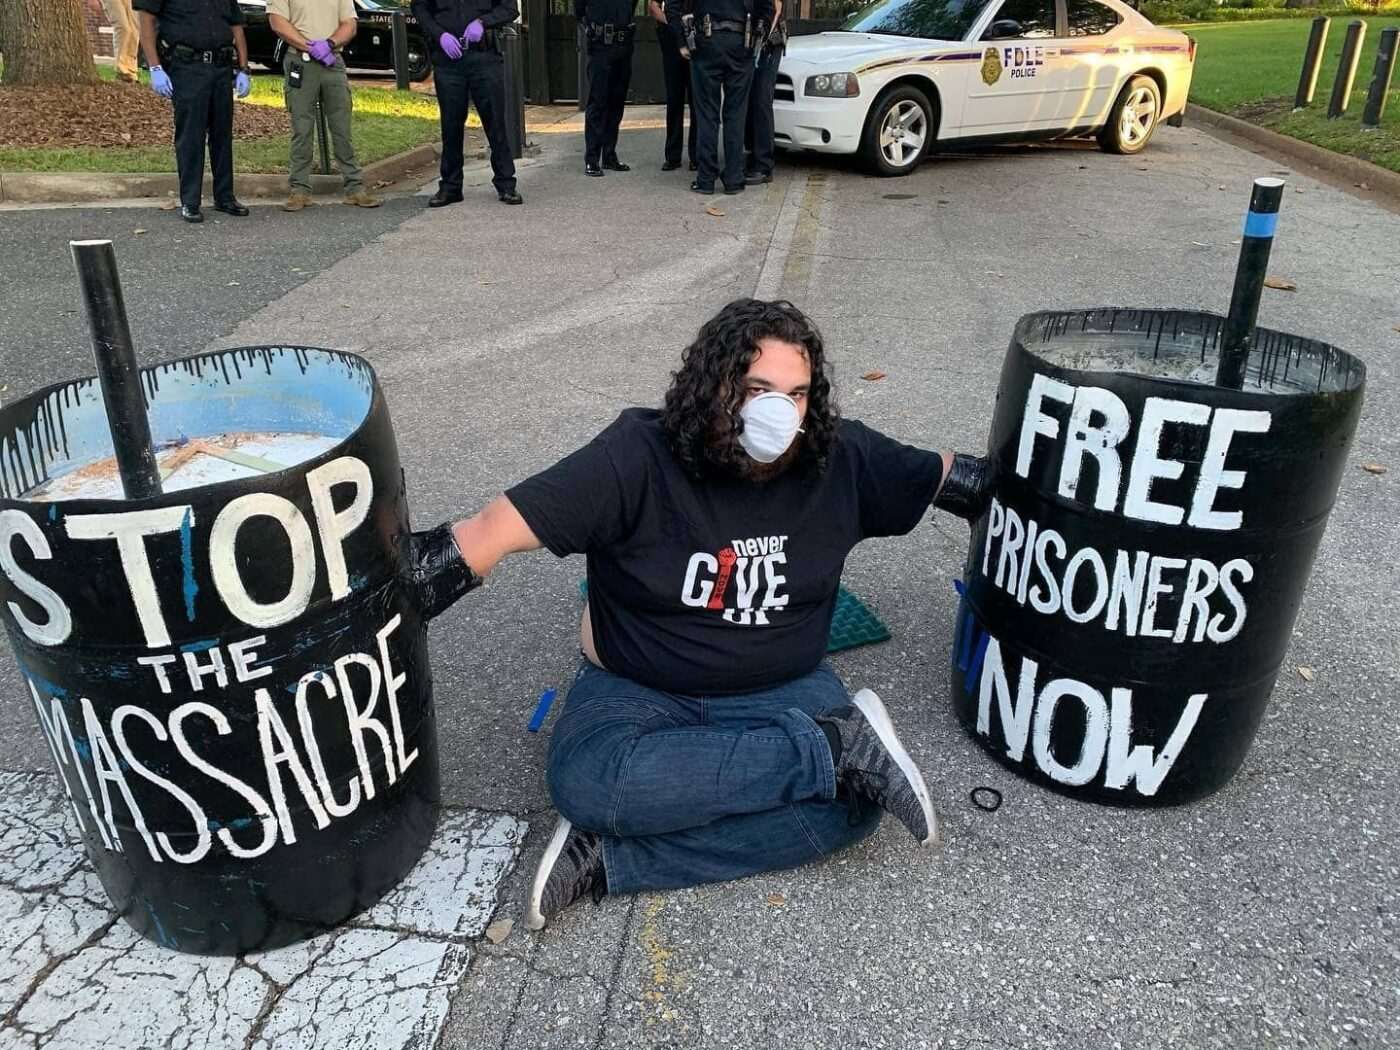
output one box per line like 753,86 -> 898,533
0,108 -> 1396,1050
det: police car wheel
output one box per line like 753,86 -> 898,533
1098,75 -> 1161,156
861,86 -> 935,177
408,46 -> 432,82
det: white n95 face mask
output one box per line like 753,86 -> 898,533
738,392 -> 804,464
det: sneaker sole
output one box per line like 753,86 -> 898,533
524,817 -> 573,931
850,688 -> 940,847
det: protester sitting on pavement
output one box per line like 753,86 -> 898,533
135,0 -> 253,224
408,298 -> 994,929
267,0 -> 383,211
411,0 -> 524,207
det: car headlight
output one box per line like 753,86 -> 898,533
804,73 -> 859,98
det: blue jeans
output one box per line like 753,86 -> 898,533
546,660 -> 881,894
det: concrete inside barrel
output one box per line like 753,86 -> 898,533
1023,308 -> 1365,395
0,348 -> 372,503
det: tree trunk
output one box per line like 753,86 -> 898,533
0,0 -> 100,87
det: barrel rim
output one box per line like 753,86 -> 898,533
1011,307 -> 1366,397
0,345 -> 383,510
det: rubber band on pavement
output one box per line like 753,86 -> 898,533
970,787 -> 1003,812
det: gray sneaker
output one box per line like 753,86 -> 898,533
525,817 -> 606,931
819,689 -> 940,847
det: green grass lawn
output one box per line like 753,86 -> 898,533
1187,16 -> 1400,173
0,65 -> 450,173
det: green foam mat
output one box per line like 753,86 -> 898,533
577,581 -> 890,654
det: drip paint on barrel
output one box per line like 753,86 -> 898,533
952,309 -> 1364,806
0,346 -> 448,954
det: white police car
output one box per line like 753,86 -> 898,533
775,0 -> 1194,175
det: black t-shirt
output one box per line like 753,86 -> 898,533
133,0 -> 245,49
507,409 -> 943,695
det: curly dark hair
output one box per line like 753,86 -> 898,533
662,299 -> 839,480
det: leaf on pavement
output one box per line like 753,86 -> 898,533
704,206 -> 725,217
1361,462 -> 1388,475
766,892 -> 786,907
484,918 -> 513,944
861,370 -> 887,381
1296,666 -> 1316,682
132,228 -> 147,235
1263,276 -> 1297,291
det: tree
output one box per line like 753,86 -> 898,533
0,0 -> 100,87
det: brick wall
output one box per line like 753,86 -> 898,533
85,4 -> 115,58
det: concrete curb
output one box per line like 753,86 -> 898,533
1187,103 -> 1400,202
0,141 -> 441,204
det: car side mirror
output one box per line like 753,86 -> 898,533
985,18 -> 1022,39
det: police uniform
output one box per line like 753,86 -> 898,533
665,0 -> 773,194
652,0 -> 697,170
743,4 -> 785,183
411,0 -> 522,206
577,0 -> 635,175
133,0 -> 248,217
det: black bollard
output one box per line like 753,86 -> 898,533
0,331 -> 473,951
951,309 -> 1364,806
502,26 -> 526,159
69,240 -> 162,500
316,100 -> 332,175
1294,16 -> 1330,109
1217,178 -> 1284,391
1327,20 -> 1366,119
1361,26 -> 1398,129
392,9 -> 411,91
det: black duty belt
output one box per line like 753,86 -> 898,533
585,22 -> 635,44
709,18 -> 746,33
465,28 -> 501,51
160,41 -> 236,65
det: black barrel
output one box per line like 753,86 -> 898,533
951,309 -> 1364,805
0,346 -> 453,953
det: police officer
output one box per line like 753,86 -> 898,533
577,0 -> 635,176
649,0 -> 696,172
412,0 -> 523,207
134,0 -> 252,223
666,0 -> 772,195
743,0 -> 784,185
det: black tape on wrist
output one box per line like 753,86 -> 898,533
933,453 -> 995,522
407,523 -> 483,619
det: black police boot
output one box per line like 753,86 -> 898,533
661,158 -> 681,171
688,158 -> 698,171
213,198 -> 249,217
690,180 -> 715,195
602,156 -> 630,172
428,189 -> 464,208
498,190 -> 524,205
180,205 -> 204,224
744,171 -> 772,186
585,159 -> 605,177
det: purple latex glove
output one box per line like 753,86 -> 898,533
308,39 -> 336,66
150,65 -> 174,98
463,18 -> 485,44
439,31 -> 464,59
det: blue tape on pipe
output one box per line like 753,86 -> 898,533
527,688 -> 557,732
1243,210 -> 1279,238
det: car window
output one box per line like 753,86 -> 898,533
982,0 -> 1056,37
842,0 -> 994,41
1066,0 -> 1121,35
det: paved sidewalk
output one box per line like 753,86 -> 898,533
0,107 -> 1397,1049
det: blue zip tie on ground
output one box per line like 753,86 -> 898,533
527,688 -> 557,732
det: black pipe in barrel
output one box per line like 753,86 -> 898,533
1217,178 -> 1284,391
69,240 -> 162,500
